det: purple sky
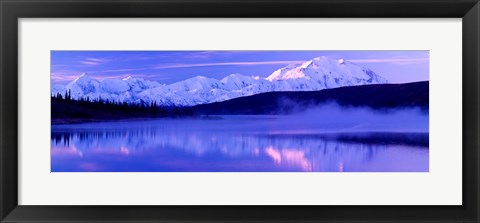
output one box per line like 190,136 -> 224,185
51,51 -> 429,85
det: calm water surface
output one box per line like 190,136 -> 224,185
51,115 -> 429,172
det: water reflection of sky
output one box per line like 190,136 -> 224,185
51,116 -> 429,172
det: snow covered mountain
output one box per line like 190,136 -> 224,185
58,74 -> 162,103
52,56 -> 388,106
267,56 -> 387,91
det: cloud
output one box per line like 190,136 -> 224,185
51,73 -> 81,81
94,68 -> 145,73
85,58 -> 106,62
80,57 -> 108,66
85,60 -> 303,73
181,51 -> 218,59
154,60 -> 304,69
349,57 -> 429,65
80,61 -> 102,65
51,71 -> 158,83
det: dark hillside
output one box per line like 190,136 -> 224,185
191,81 -> 428,115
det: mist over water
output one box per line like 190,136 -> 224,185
51,104 -> 428,172
277,103 -> 428,133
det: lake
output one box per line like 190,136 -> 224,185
51,114 -> 429,172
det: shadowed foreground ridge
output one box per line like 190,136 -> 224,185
51,81 -> 428,123
192,81 -> 429,115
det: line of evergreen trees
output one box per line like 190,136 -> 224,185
52,90 -> 194,120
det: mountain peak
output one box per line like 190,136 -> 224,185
313,56 -> 329,61
73,73 -> 94,83
224,73 -> 250,79
285,64 -> 297,69
266,56 -> 388,86
55,56 -> 389,106
225,73 -> 239,78
266,64 -> 302,81
300,56 -> 332,69
77,72 -> 89,78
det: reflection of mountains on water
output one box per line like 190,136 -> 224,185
51,128 -> 427,170
52,130 -> 428,152
268,132 -> 429,147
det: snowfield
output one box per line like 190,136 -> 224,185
52,56 -> 388,106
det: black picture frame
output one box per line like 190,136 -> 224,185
1,0 -> 479,222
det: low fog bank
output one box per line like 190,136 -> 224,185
263,102 -> 429,133
53,102 -> 429,134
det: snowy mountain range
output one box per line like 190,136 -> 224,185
51,56 -> 388,106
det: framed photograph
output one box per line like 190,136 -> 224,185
1,0 -> 479,222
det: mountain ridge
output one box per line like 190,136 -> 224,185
51,82 -> 429,124
52,56 -> 389,106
